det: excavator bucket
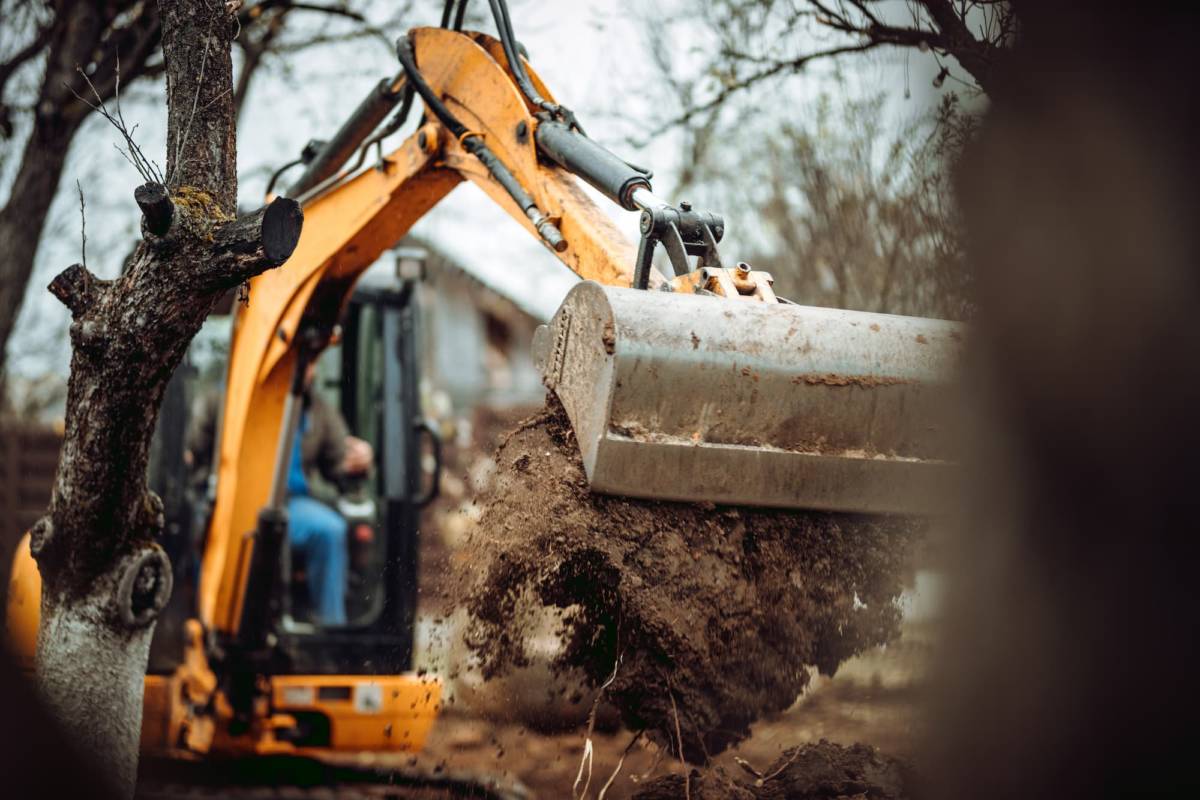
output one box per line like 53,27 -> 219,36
533,282 -> 966,514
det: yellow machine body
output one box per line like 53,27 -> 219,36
3,26 -> 691,765
7,537 -> 441,756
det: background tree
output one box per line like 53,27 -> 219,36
0,0 -> 163,382
663,89 -> 973,318
27,0 -> 302,794
648,0 -> 1014,137
0,0 -> 406,382
625,0 -> 1003,319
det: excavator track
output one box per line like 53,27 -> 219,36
136,756 -> 530,800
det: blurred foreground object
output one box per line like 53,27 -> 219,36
929,1 -> 1200,797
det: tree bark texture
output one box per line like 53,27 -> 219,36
32,2 -> 301,795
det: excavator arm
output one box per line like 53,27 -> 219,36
202,27 -> 656,635
201,26 -> 964,640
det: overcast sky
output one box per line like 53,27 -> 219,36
2,0 -> 951,381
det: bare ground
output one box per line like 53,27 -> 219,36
361,622 -> 933,799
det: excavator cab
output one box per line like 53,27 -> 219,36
136,250 -> 442,756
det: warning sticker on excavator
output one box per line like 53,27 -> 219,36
280,685 -> 315,706
355,683 -> 383,714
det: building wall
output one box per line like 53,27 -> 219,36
0,423 -> 60,620
416,270 -> 546,414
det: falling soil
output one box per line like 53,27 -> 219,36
462,402 -> 920,762
630,741 -> 914,799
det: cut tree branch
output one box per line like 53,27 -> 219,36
207,195 -> 303,288
135,182 -> 174,237
47,262 -> 102,318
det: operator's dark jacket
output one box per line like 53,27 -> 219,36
186,389 -> 348,496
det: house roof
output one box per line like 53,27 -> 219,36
358,233 -> 582,323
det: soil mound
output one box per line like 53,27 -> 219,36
463,404 -> 920,761
631,741 -> 914,799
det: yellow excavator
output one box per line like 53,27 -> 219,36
6,0 -> 962,794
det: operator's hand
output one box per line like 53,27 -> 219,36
342,436 -> 373,475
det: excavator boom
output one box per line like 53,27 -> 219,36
200,26 -> 647,634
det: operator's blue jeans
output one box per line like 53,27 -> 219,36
287,495 -> 347,626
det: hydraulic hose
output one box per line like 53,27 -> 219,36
395,33 -> 566,252
487,0 -> 548,112
287,73 -> 408,197
483,0 -> 588,135
440,0 -> 471,30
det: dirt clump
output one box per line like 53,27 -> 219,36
631,741 -> 914,799
463,403 -> 920,762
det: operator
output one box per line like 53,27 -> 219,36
186,362 -> 373,626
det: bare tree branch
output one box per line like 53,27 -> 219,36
232,4 -> 289,116
0,17 -> 58,95
640,0 -> 1015,151
643,41 -> 880,142
238,0 -> 392,50
76,180 -> 86,268
65,66 -> 164,184
282,1 -> 368,24
807,0 -> 1009,92
81,9 -> 164,113
0,0 -> 391,379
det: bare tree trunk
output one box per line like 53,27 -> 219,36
0,121 -> 79,368
35,556 -> 167,795
31,2 -> 302,795
0,0 -> 101,368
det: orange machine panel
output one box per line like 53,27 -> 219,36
271,674 -> 442,752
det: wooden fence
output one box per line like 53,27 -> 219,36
0,423 -> 61,612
